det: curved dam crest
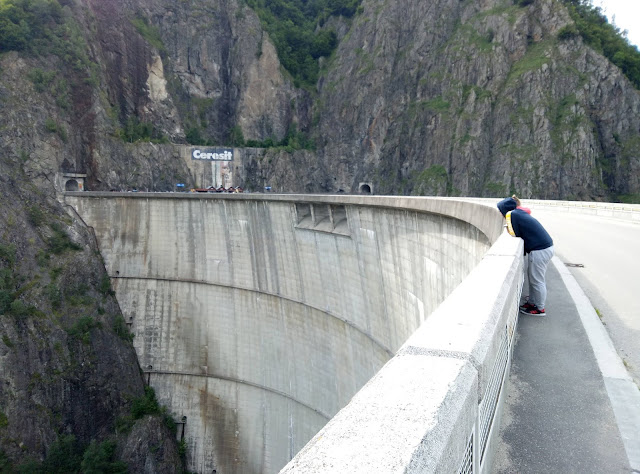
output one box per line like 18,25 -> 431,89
65,193 -> 503,473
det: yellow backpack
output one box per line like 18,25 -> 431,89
505,210 -> 516,237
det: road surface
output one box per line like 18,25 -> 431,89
528,206 -> 640,384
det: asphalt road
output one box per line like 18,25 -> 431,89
528,207 -> 640,385
494,263 -> 630,474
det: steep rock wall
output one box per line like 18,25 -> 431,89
0,166 -> 182,471
85,0 -> 310,144
1,0 -> 638,199
313,0 -> 640,198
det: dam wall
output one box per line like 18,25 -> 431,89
65,193 -> 515,473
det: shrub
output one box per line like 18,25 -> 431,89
2,335 -> 14,348
277,124 -> 315,150
185,126 -> 205,145
0,290 -> 13,314
26,205 -> 46,227
41,435 -> 83,474
131,386 -> 160,419
113,315 -> 133,342
66,315 -> 101,344
81,440 -> 128,474
99,274 -> 114,296
115,414 -> 135,434
0,0 -> 95,82
27,68 -> 56,92
9,299 -> 30,318
0,243 -> 17,266
557,24 -> 579,41
116,116 -> 167,143
130,16 -> 166,52
45,118 -> 58,133
130,387 -> 177,433
0,450 -> 12,471
47,222 -> 81,254
246,0 -> 355,86
243,125 -> 314,151
616,193 -> 640,204
1,435 -> 85,473
229,125 -> 245,147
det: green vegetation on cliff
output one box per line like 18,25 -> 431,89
246,0 -> 361,86
0,0 -> 95,81
0,0 -> 63,53
0,434 -> 129,474
115,116 -> 169,144
559,0 -> 640,89
233,123 -> 315,151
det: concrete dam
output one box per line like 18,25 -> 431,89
65,193 -> 522,474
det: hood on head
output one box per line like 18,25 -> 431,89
497,197 -> 517,216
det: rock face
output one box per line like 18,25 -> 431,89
0,167 -> 183,471
79,0 -> 640,198
84,0 -> 310,146
314,0 -> 640,198
3,0 -> 637,198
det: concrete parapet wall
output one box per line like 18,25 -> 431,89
282,231 -> 523,473
64,193 -> 515,474
463,197 -> 640,222
524,199 -> 640,221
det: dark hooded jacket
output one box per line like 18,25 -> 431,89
497,198 -> 553,254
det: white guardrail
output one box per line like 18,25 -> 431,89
524,199 -> 640,222
462,197 -> 640,222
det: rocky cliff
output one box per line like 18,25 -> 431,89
0,159 -> 183,471
2,0 -> 637,198
74,0 -> 640,200
313,0 -> 640,198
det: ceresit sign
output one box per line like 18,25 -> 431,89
191,148 -> 234,161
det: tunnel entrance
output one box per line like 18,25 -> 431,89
65,179 -> 79,191
58,172 -> 86,192
359,182 -> 372,194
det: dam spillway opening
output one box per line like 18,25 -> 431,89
66,193 -> 499,473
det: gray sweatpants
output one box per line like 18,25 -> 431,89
527,245 -> 554,310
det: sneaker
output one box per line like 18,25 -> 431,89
519,301 -> 536,311
520,306 -> 546,316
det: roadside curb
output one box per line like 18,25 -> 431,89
552,257 -> 640,471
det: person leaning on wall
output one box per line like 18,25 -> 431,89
497,196 -> 554,316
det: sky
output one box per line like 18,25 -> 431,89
591,0 -> 640,48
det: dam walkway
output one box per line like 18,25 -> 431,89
495,256 -> 638,473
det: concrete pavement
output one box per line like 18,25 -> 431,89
530,208 -> 640,387
495,257 -> 640,473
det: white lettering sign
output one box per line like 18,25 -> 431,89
191,148 -> 234,161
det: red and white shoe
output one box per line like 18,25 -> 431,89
520,305 -> 546,316
519,301 -> 536,312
